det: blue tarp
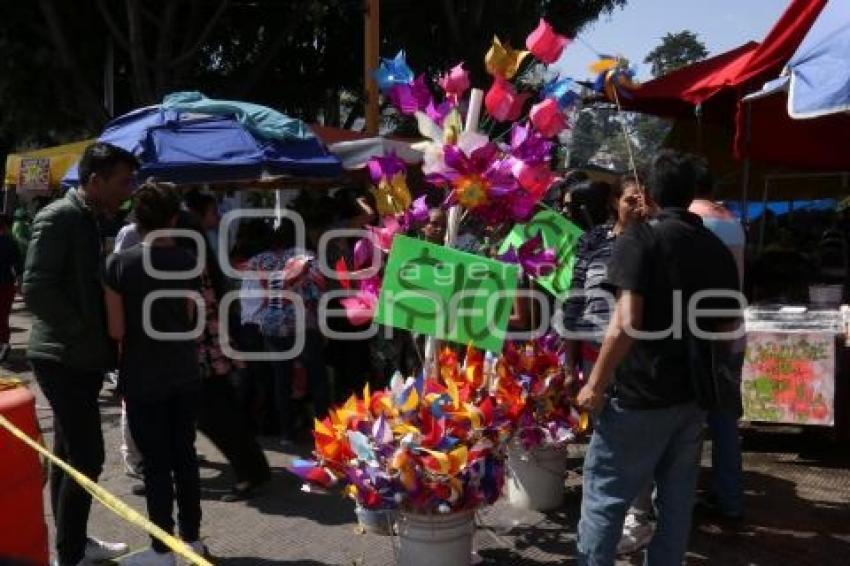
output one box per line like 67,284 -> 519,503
62,103 -> 342,186
727,199 -> 836,220
787,0 -> 850,118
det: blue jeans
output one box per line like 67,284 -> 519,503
707,411 -> 743,516
578,399 -> 705,566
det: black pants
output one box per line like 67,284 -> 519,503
266,332 -> 330,441
197,376 -> 270,485
32,360 -> 105,566
126,386 -> 202,552
232,323 -> 277,434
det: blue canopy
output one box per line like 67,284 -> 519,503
787,0 -> 850,118
62,103 -> 342,186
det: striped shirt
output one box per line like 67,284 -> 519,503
562,223 -> 617,343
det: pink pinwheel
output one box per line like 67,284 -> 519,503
427,142 -> 506,209
511,159 -> 558,198
530,98 -> 568,138
367,216 -> 402,252
438,63 -> 470,103
485,77 -> 530,122
430,146 -> 542,224
388,74 -> 432,115
526,19 -> 571,64
340,292 -> 378,327
499,234 -> 557,278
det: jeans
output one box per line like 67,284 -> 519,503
33,360 -> 105,565
265,331 -> 330,441
707,411 -> 744,516
578,399 -> 705,566
126,386 -> 202,552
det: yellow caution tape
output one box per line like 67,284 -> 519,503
0,413 -> 212,565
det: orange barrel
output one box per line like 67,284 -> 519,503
0,381 -> 49,566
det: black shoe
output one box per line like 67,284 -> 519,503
131,483 -> 146,496
220,478 -> 269,502
694,499 -> 743,527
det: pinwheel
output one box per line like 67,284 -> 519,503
529,98 -> 568,138
485,77 -> 530,122
498,234 -> 557,278
485,36 -> 530,80
374,50 -> 414,92
438,63 -> 470,104
496,338 -> 587,450
291,346 -> 513,513
526,18 -> 571,64
542,76 -> 581,110
387,74 -> 433,116
590,56 -> 639,102
367,153 -> 412,216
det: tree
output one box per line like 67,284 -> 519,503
643,30 -> 708,77
0,0 -> 629,153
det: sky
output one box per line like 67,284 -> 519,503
553,0 -> 793,80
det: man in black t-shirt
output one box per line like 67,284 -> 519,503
575,151 -> 741,566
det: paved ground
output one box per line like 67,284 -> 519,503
5,298 -> 850,565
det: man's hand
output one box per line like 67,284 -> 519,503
576,383 -> 606,415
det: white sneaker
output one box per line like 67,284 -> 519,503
617,512 -> 655,555
85,537 -> 130,561
119,548 -> 176,566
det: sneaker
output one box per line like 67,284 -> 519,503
85,537 -> 130,561
119,548 -> 176,566
0,343 -> 10,362
617,513 -> 654,555
183,540 -> 209,562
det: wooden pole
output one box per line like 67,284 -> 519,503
364,0 -> 380,135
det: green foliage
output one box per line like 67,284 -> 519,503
643,30 -> 708,77
0,0 -> 627,155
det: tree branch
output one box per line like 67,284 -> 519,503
154,0 -> 179,96
125,0 -> 154,103
95,0 -> 132,53
37,0 -> 108,127
169,0 -> 230,68
440,0 -> 463,48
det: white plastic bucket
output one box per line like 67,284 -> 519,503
396,509 -> 475,566
506,441 -> 568,511
355,504 -> 396,535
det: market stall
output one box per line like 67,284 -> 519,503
2,139 -> 94,211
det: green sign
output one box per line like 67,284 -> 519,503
375,236 -> 520,352
499,208 -> 584,297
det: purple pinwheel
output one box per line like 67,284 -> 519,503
366,152 -> 406,185
498,234 -> 557,278
388,74 -> 432,115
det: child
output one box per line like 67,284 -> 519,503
104,183 -> 207,565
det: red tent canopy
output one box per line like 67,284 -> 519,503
619,42 -> 758,120
618,0 -> 826,123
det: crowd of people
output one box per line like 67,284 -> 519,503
20,141 -> 749,566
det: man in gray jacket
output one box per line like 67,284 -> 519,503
24,142 -> 138,566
